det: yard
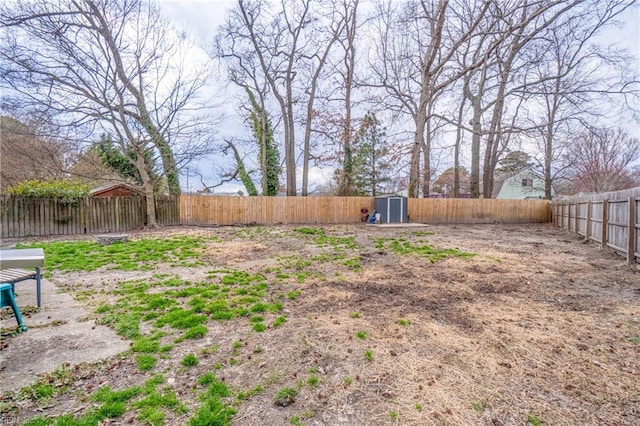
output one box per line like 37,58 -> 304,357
1,224 -> 638,425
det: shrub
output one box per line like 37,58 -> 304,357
7,179 -> 91,204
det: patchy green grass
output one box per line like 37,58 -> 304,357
136,354 -> 158,371
91,268 -> 286,358
355,330 -> 368,340
293,227 -> 358,251
342,257 -> 361,270
273,387 -> 298,407
306,376 -> 320,388
189,373 -> 235,426
21,365 -> 74,402
20,236 -> 209,272
373,237 -> 475,262
294,227 -> 324,236
252,322 -> 267,332
287,290 -> 302,300
472,401 -> 485,412
25,375 -> 185,426
181,353 -> 199,367
527,414 -> 543,426
413,231 -> 434,237
183,325 -> 208,340
272,316 -> 286,328
236,384 -> 264,401
364,349 -> 373,362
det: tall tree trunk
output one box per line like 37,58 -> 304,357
409,109 -> 426,198
285,79 -> 297,196
470,94 -> 482,198
302,92 -> 313,195
260,101 -> 269,195
544,79 -> 561,200
337,0 -> 358,196
421,106 -> 433,197
134,153 -> 157,228
453,94 -> 466,197
482,65 -> 510,199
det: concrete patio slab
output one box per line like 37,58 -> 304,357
0,276 -> 129,394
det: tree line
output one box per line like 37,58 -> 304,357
1,0 -> 639,224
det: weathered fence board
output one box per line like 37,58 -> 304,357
552,187 -> 640,264
408,198 -> 550,224
180,195 -> 375,225
180,195 -> 550,226
0,195 -> 179,238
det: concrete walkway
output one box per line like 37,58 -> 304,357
0,276 -> 129,394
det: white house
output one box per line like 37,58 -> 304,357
494,169 -> 549,199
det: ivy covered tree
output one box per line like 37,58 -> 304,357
246,88 -> 280,196
224,139 -> 258,196
352,112 -> 392,196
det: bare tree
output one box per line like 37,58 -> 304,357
365,0 -> 500,198
217,0 -> 347,196
526,0 -> 639,199
214,9 -> 278,196
568,127 -> 640,193
333,0 -> 360,196
0,115 -> 74,190
298,1 -> 351,195
1,0 -> 214,225
221,0 -> 313,196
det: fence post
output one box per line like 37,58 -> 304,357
628,196 -> 637,265
585,201 -> 592,241
567,201 -> 572,231
560,203 -> 564,228
601,199 -> 608,249
574,202 -> 579,234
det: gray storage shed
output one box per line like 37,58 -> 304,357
374,196 -> 408,224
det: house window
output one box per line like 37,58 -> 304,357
522,178 -> 533,187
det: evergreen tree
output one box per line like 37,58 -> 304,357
496,151 -> 535,175
93,134 -> 157,186
352,113 -> 392,196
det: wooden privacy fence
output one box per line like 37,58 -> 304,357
181,195 -> 374,225
1,195 -> 179,238
181,195 -> 551,226
551,187 -> 640,264
2,195 -> 551,238
408,198 -> 550,224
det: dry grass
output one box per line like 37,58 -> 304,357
2,224 -> 638,425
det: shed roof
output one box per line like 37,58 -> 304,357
90,183 -> 142,196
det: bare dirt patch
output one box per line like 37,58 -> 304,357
1,224 -> 638,425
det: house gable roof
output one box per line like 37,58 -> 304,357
90,183 -> 143,196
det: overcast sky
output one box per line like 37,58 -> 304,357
159,0 -> 640,55
157,0 -> 640,193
